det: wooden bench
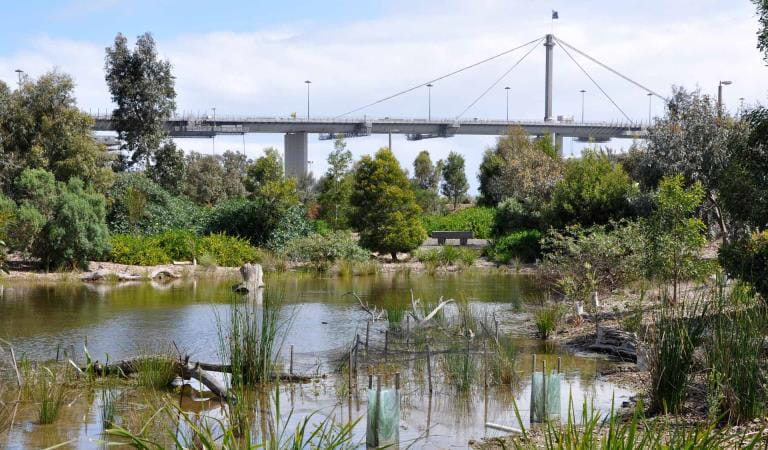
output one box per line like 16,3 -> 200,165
430,231 -> 473,246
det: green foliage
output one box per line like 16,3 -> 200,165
264,204 -> 314,251
421,206 -> 494,239
148,140 -> 186,195
282,231 -> 368,268
109,231 -> 258,267
648,299 -> 707,414
493,197 -> 543,235
642,175 -> 707,302
414,246 -> 478,267
105,32 -> 176,168
350,148 -> 426,259
135,357 -> 177,391
533,303 -> 565,339
706,281 -> 767,424
441,151 -> 468,209
32,367 -> 67,425
547,149 -> 639,227
541,221 -> 643,300
34,178 -> 111,268
478,127 -> 563,206
720,231 -> 768,300
484,230 -> 542,264
7,203 -> 45,256
107,172 -> 206,235
13,168 -> 58,216
317,136 -> 354,229
0,72 -> 113,191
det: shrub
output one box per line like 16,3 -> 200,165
484,230 -> 542,264
541,221 -> 642,300
109,234 -> 171,266
547,149 -> 639,228
414,246 -> 478,267
154,229 -> 197,261
34,178 -> 111,269
421,206 -> 494,239
198,233 -> 259,267
282,231 -> 368,268
7,203 -> 45,256
107,173 -> 206,235
492,197 -> 543,235
719,230 -> 768,300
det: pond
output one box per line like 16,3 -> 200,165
0,271 -> 633,449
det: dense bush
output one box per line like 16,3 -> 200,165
719,231 -> 768,300
34,178 -> 111,268
109,231 -> 258,267
421,207 -> 494,239
107,173 -> 206,235
484,230 -> 542,264
492,197 -> 542,235
282,231 -> 369,268
204,198 -> 312,250
541,221 -> 643,301
547,150 -> 639,228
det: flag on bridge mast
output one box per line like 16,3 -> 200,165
552,10 -> 559,19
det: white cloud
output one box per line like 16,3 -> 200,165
1,1 -> 767,192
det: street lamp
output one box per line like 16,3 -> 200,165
426,83 -> 433,120
504,86 -> 510,121
579,89 -> 586,123
739,97 -> 745,112
717,80 -> 732,118
14,69 -> 23,89
211,107 -> 217,155
647,93 -> 653,125
304,80 -> 312,119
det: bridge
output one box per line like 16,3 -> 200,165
91,34 -> 663,177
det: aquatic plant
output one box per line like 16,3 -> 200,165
489,335 -> 518,385
217,291 -> 291,387
135,356 -> 177,391
100,387 -> 117,429
533,303 -> 565,339
32,367 -> 67,424
442,340 -> 476,392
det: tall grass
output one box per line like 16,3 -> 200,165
490,335 -> 518,385
507,395 -> 764,449
135,356 -> 177,391
705,280 -> 767,424
533,304 -> 565,339
648,295 -> 707,414
217,291 -> 291,387
442,340 -> 476,391
32,367 -> 67,424
100,387 -> 117,429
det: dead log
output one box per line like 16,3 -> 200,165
81,269 -> 142,282
232,263 -> 265,293
588,326 -> 639,362
181,360 -> 231,401
151,268 -> 180,281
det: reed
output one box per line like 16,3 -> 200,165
489,335 -> 518,385
705,280 -> 767,424
647,294 -> 706,414
100,387 -> 117,429
135,356 -> 177,391
442,340 -> 476,392
533,303 -> 565,339
217,290 -> 291,387
32,367 -> 67,424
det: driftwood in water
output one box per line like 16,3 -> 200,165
348,291 -> 387,321
409,290 -> 454,327
181,358 -> 231,401
81,268 -> 142,282
151,268 -> 180,281
232,263 -> 265,293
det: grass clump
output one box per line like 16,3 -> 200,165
648,296 -> 706,414
705,280 -> 767,424
442,341 -> 476,392
414,246 -> 479,269
135,356 -> 177,391
32,367 -> 67,424
489,335 -> 518,385
533,303 -> 564,339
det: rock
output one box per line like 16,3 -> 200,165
589,326 -> 639,362
150,268 -> 180,281
232,263 -> 264,293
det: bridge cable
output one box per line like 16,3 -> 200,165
455,36 -> 545,119
555,37 -> 667,101
334,35 -> 546,118
556,39 -> 634,123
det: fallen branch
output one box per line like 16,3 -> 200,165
347,291 -> 386,321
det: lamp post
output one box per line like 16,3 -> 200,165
717,80 -> 732,118
505,86 -> 510,121
304,80 -> 312,119
739,97 -> 745,113
579,89 -> 586,123
426,83 -> 433,120
647,93 -> 653,125
14,69 -> 23,89
211,107 -> 217,155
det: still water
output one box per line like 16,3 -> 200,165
0,271 -> 633,449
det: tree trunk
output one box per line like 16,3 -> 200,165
708,191 -> 729,245
391,252 -> 398,262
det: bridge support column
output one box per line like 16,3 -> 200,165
284,132 -> 308,178
544,34 -> 554,122
554,133 -> 564,158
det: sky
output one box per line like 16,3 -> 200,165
1,0 -> 766,194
